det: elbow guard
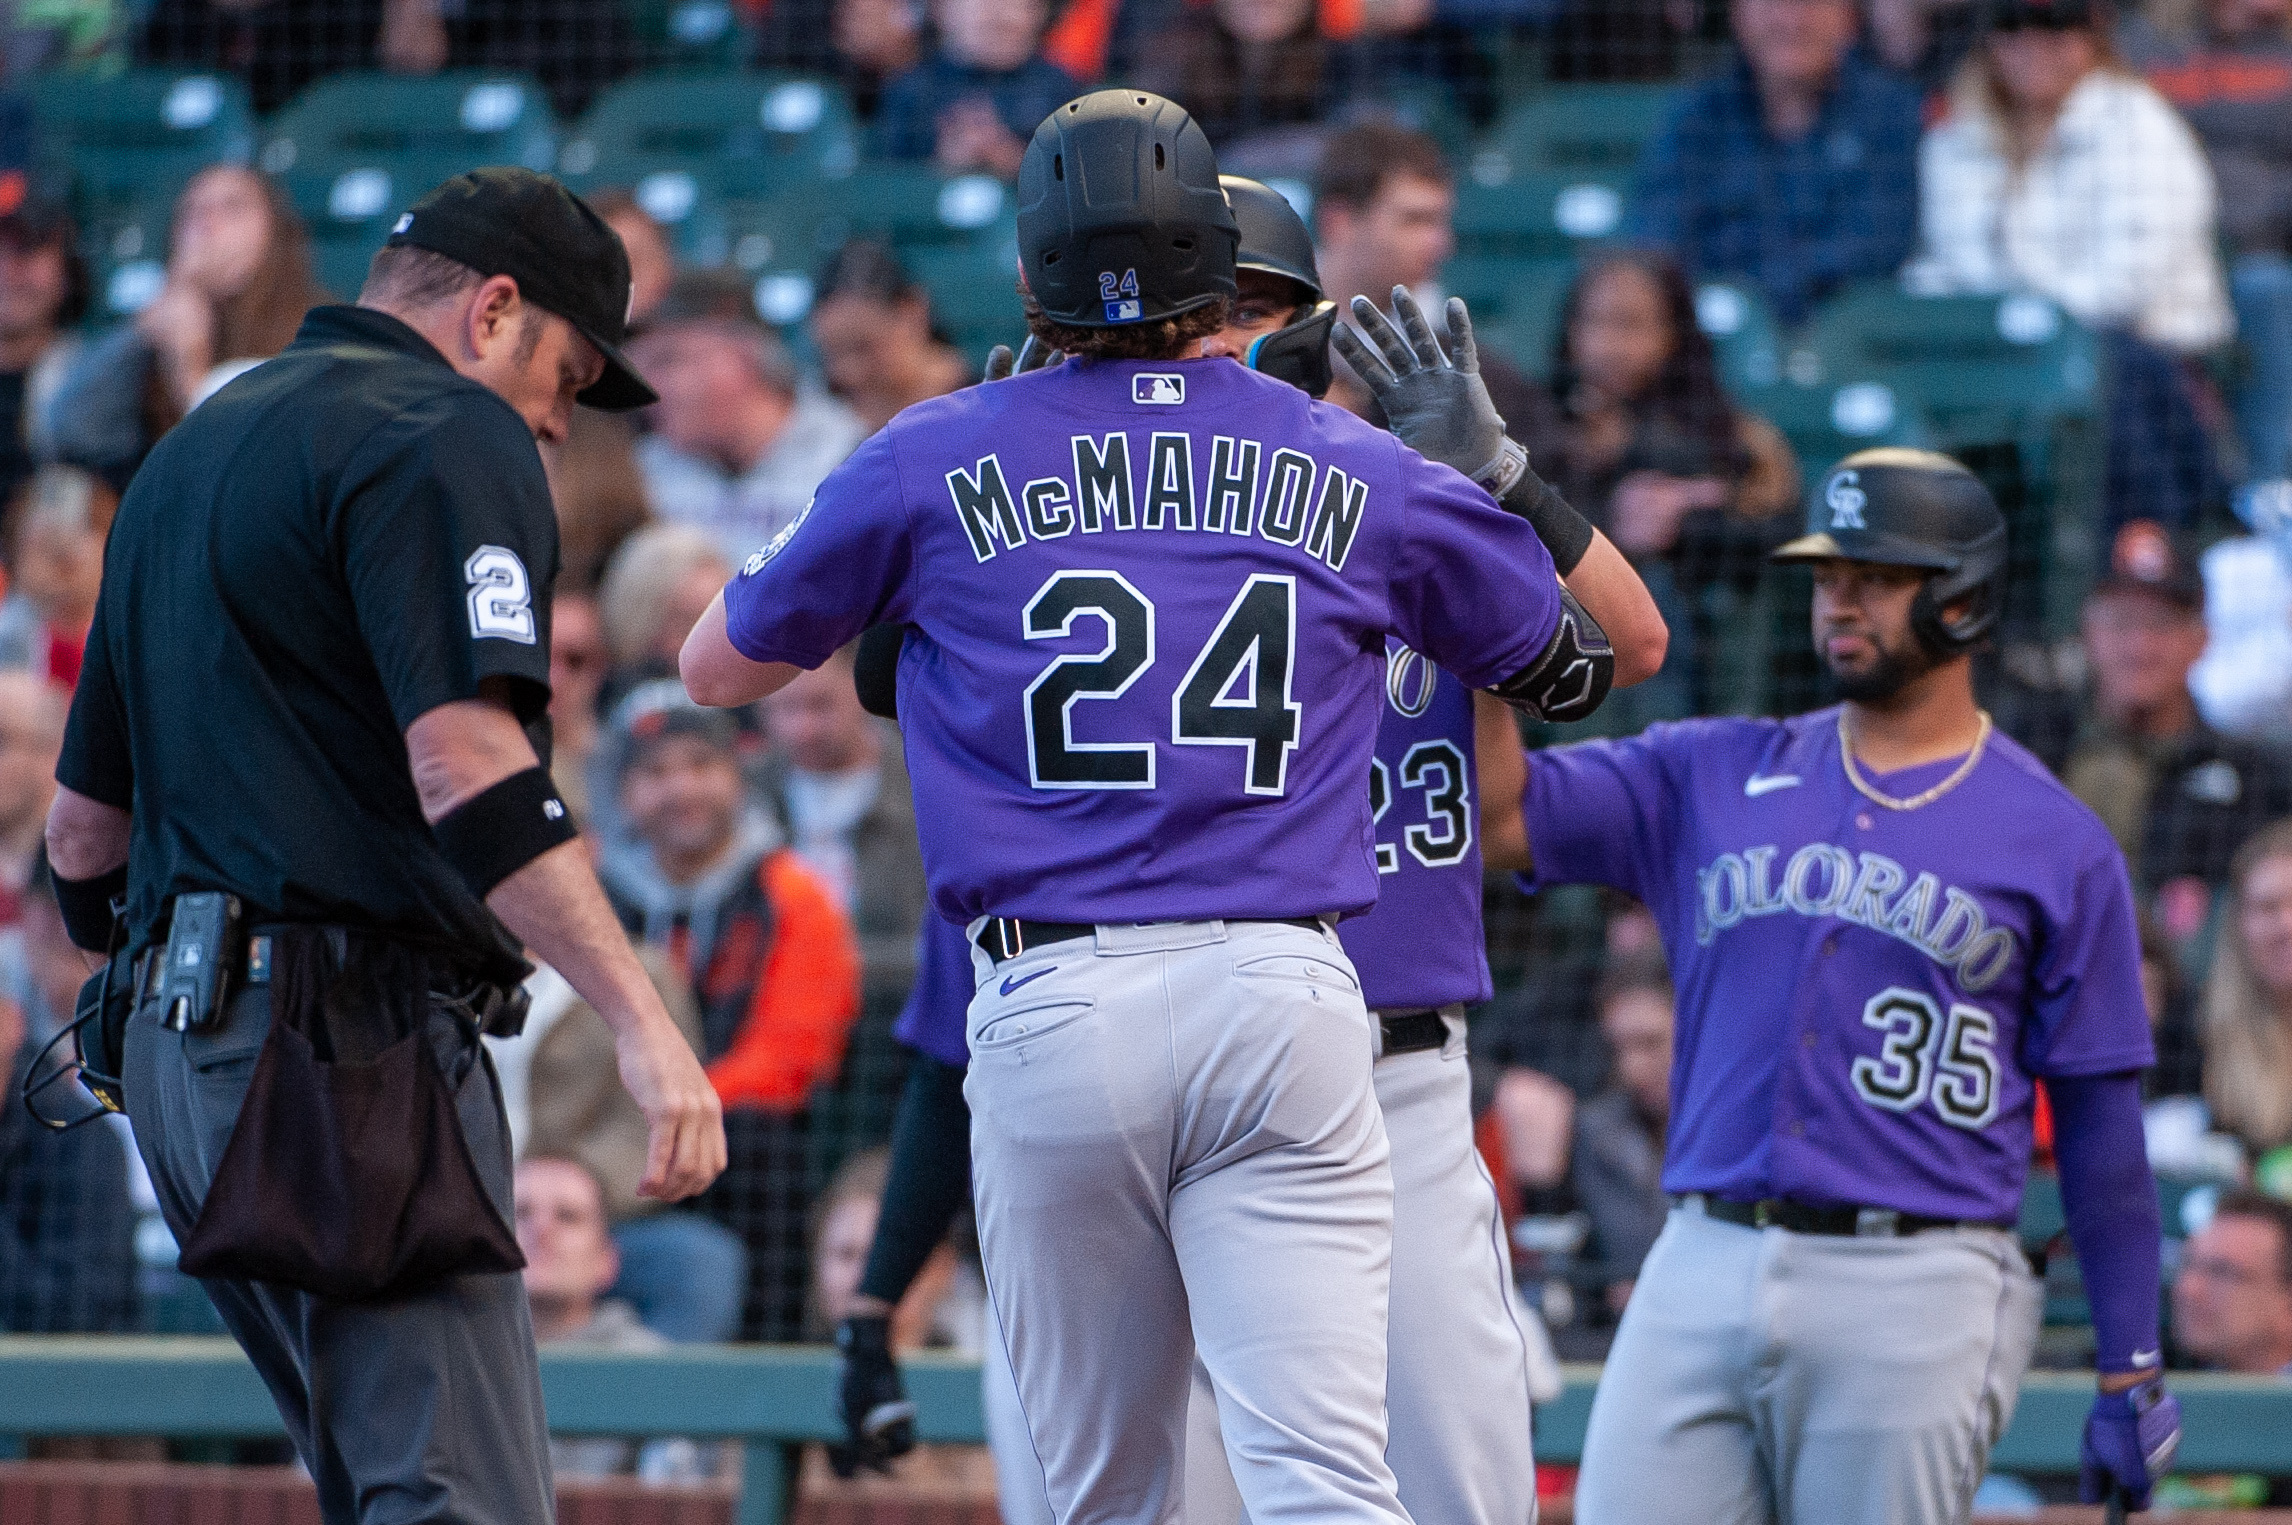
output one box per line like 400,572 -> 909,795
1487,588 -> 1613,724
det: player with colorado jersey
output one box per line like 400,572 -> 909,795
1492,449 -> 2182,1524
682,91 -> 1615,1525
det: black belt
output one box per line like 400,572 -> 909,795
1377,1008 -> 1448,1056
1683,1194 -> 2013,1238
975,917 -> 1324,966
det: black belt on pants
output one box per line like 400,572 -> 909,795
974,917 -> 1324,967
1376,1008 -> 1448,1056
1682,1193 -> 2013,1238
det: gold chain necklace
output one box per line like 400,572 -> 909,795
1837,709 -> 1993,812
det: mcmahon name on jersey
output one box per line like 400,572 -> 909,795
943,436 -> 1371,572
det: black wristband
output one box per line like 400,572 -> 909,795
432,766 -> 579,900
55,862 -> 127,953
1499,462 -> 1596,578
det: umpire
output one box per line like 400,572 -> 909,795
42,168 -> 725,1524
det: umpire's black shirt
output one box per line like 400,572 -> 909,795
56,305 -> 559,967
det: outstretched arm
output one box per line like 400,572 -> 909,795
1334,288 -> 1668,686
1476,692 -> 1529,874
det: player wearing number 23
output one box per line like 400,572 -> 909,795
682,90 -> 1603,1525
1501,450 -> 2181,1524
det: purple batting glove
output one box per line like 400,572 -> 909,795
2080,1375 -> 2181,1511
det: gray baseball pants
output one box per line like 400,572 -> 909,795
964,918 -> 1410,1525
1574,1199 -> 2042,1525
123,981 -> 554,1525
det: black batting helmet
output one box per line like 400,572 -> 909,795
1017,90 -> 1238,329
1222,175 -> 1338,398
1771,448 -> 2008,656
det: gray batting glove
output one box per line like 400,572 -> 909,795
983,335 -> 1061,382
1332,287 -> 1516,487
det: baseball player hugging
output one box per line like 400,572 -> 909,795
1498,449 -> 2182,1525
682,89 -> 1623,1525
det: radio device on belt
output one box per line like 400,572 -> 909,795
158,891 -> 245,1032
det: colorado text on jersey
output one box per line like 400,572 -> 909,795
944,437 -> 1369,572
1691,843 -> 2019,993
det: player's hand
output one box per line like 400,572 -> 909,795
1331,287 -> 1512,483
2079,1374 -> 2181,1510
983,335 -> 1058,384
615,1014 -> 726,1202
830,1314 -> 917,1477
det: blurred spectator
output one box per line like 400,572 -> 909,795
809,1144 -> 974,1347
2193,480 -> 2292,741
0,673 -> 62,931
367,0 -> 636,117
598,523 -> 729,686
46,166 -> 325,487
1512,252 -> 1799,718
871,0 -> 1079,175
600,679 -> 861,1106
590,191 -> 678,330
1867,0 -> 1982,93
1913,0 -> 2233,530
1,859 -> 137,1332
2122,0 -> 2292,483
0,196 -> 85,513
810,241 -> 974,434
1132,0 -> 1370,144
549,584 -> 609,829
545,408 -> 653,595
524,950 -> 750,1344
758,643 -> 929,1014
1538,0 -> 1691,83
629,288 -> 866,571
1313,122 -> 1540,428
598,681 -> 860,1337
2036,522 -> 2292,920
1626,0 -> 1923,325
515,1155 -> 717,1480
832,0 -> 925,118
137,0 -> 387,113
0,465 -> 114,691
2141,908 -> 2207,1098
2171,1188 -> 2292,1374
1571,950 -> 1673,1315
2202,819 -> 2292,1155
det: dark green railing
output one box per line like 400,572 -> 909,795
3,1338 -> 2289,1524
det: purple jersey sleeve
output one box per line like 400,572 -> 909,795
1519,721 -> 1709,900
2021,852 -> 2157,1078
1387,450 -> 1563,692
722,429 -> 915,669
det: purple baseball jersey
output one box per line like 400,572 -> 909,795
1523,709 -> 2154,1225
1336,645 -> 1490,1012
893,912 -> 978,1067
724,357 -> 1563,925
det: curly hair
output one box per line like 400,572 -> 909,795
1023,294 -> 1232,361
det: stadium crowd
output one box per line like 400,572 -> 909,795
6,0 -> 2292,1507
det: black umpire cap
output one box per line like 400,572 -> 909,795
386,167 -> 657,410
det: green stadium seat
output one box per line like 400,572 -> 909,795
81,200 -> 175,320
622,0 -> 756,71
1734,378 -> 1934,489
1452,169 -> 1630,264
818,166 -> 1012,249
1694,278 -> 1783,395
1471,259 -> 1577,379
559,72 -> 858,199
902,240 -> 1025,361
260,71 -> 560,183
1802,282 -> 2102,450
1474,83 -> 1674,181
28,70 -> 255,210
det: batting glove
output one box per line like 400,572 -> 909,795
829,1314 -> 916,1478
1330,287 -> 1517,491
2079,1374 -> 2181,1510
982,335 -> 1060,383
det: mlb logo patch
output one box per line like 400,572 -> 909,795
1105,299 -> 1143,322
1133,374 -> 1185,405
